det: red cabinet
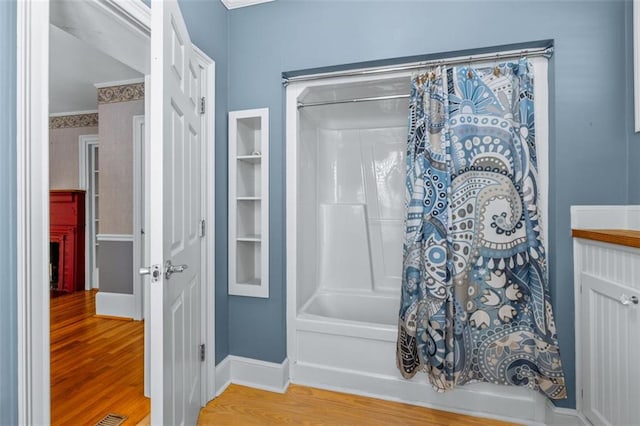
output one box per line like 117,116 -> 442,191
50,190 -> 85,293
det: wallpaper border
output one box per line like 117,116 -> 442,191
49,113 -> 99,129
98,82 -> 144,104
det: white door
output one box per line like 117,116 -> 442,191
149,1 -> 202,424
582,272 -> 640,426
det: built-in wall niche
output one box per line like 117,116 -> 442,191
228,108 -> 269,298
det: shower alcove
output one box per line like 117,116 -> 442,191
285,64 -> 551,424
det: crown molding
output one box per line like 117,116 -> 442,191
49,109 -> 98,117
221,0 -> 274,10
94,77 -> 144,89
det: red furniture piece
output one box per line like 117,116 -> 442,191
50,190 -> 85,293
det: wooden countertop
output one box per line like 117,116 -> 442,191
571,229 -> 640,249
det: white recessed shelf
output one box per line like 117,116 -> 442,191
237,234 -> 262,242
229,108 -> 269,298
238,278 -> 261,286
237,154 -> 262,164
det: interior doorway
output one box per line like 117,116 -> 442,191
79,135 -> 99,290
48,15 -> 148,423
17,2 -> 216,423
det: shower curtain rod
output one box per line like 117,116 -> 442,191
298,94 -> 410,109
285,46 -> 553,88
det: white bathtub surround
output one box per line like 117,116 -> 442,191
215,356 -> 289,396
318,204 -> 373,291
293,298 -> 583,424
285,59 -> 581,424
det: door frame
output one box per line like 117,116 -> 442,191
193,45 -> 218,405
78,133 -> 100,290
133,114 -> 144,320
16,1 -> 216,423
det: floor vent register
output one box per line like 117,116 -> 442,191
94,413 -> 127,426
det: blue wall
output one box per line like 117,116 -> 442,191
0,0 -> 17,423
177,0 -> 230,365
226,0 -> 638,409
626,0 -> 640,203
3,0 -> 637,416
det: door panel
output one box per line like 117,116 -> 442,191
582,272 -> 640,426
149,1 -> 202,424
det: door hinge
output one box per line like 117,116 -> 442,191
200,97 -> 206,115
200,343 -> 205,362
199,219 -> 206,238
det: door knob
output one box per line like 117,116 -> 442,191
165,260 -> 188,279
620,294 -> 639,306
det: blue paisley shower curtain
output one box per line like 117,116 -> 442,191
396,59 -> 566,399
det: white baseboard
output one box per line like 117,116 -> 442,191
215,356 -> 231,397
293,361 -> 549,425
545,400 -> 587,426
213,356 -> 586,425
215,356 -> 289,395
95,291 -> 135,319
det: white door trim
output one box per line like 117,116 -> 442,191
17,1 -> 50,424
78,134 -> 99,291
78,134 -> 98,190
133,115 -> 144,321
192,44 -> 217,405
17,2 -> 216,424
143,74 -> 152,399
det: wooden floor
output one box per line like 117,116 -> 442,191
197,384 -> 518,426
54,291 -> 516,426
50,290 -> 149,426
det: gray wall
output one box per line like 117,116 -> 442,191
227,0 -> 639,409
0,0 -> 17,423
49,125 -> 99,189
96,98 -> 143,295
177,0 -> 230,364
99,241 -> 134,294
98,100 -> 144,236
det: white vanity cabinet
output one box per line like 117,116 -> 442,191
572,206 -> 640,426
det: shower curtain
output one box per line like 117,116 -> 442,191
396,59 -> 566,399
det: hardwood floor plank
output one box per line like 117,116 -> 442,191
198,384 -> 520,426
50,290 -> 149,426
54,291 -> 519,426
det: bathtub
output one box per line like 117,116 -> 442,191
286,71 -> 549,425
301,292 -> 398,326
